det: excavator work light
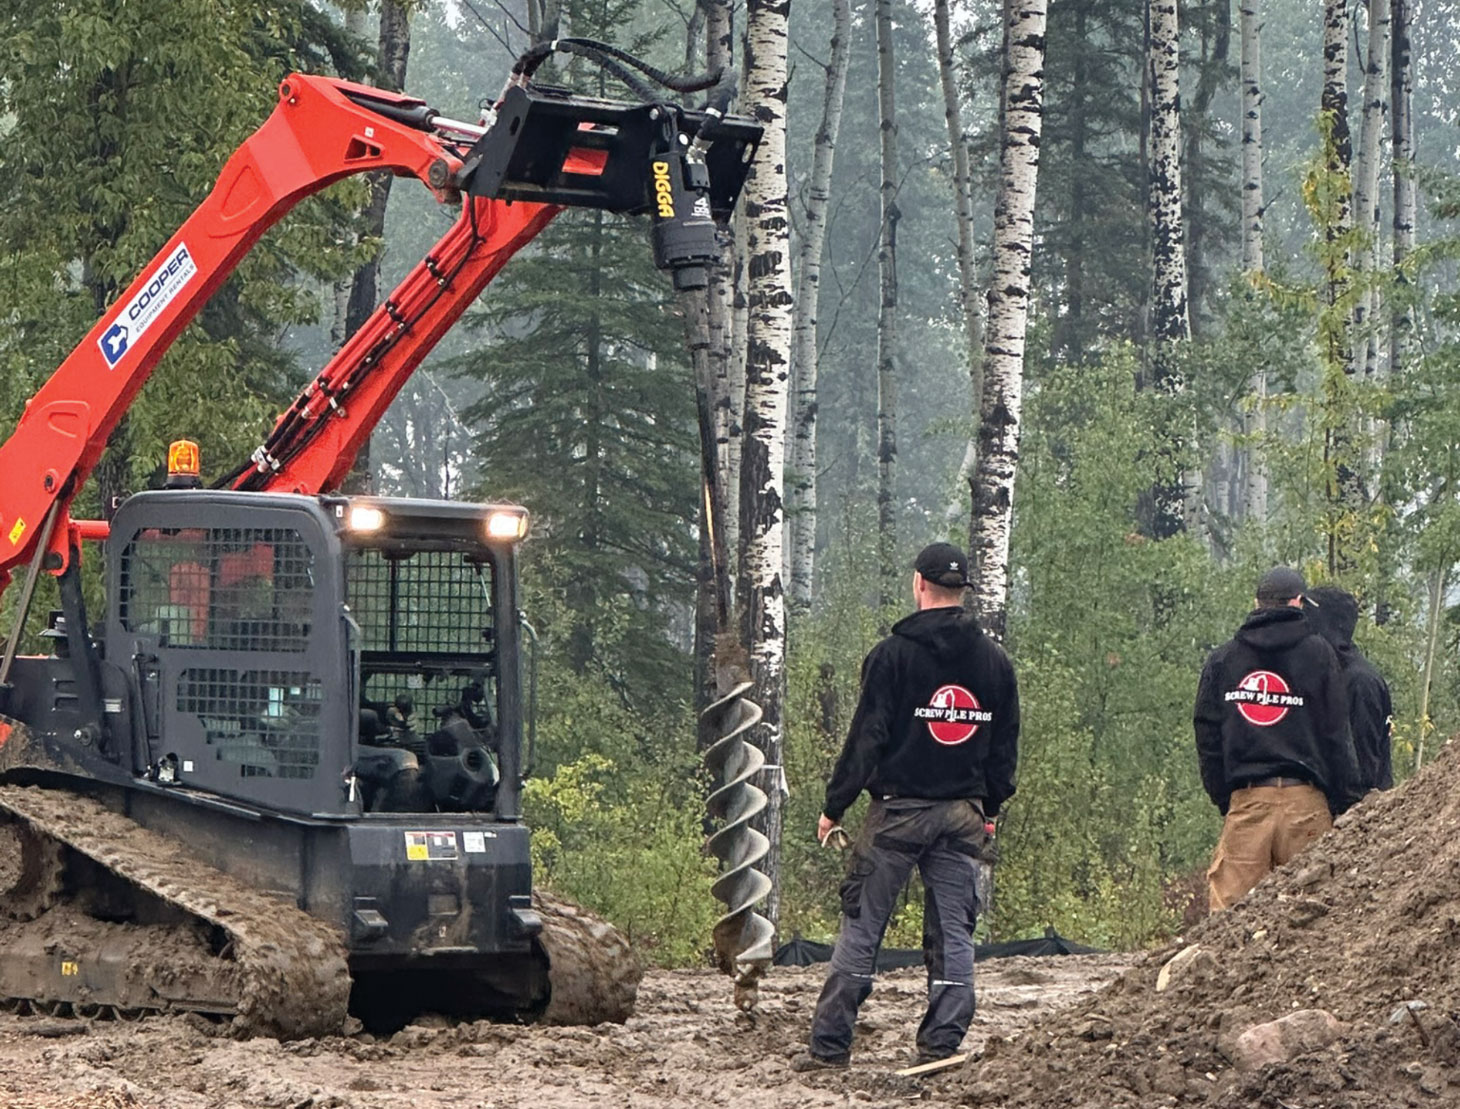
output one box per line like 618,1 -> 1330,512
485,510 -> 528,541
165,440 -> 203,489
347,505 -> 387,533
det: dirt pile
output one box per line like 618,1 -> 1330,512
946,740 -> 1460,1108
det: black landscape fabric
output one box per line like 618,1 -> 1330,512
773,926 -> 1103,969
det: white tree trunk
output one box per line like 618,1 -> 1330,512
1148,0 -> 1189,346
874,0 -> 901,612
970,0 -> 1047,642
1239,0 -> 1267,521
1239,0 -> 1264,275
1390,0 -> 1414,377
787,0 -> 849,614
1146,0 -> 1192,538
1353,0 -> 1388,379
738,0 -> 792,929
1321,0 -> 1353,355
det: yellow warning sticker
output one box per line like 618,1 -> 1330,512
61,961 -> 79,977
403,830 -> 458,861
8,518 -> 25,546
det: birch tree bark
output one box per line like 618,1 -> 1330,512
1148,0 -> 1189,349
1320,0 -> 1353,360
786,0 -> 849,614
1146,0 -> 1191,539
874,0 -> 901,613
1239,0 -> 1267,520
1389,0 -> 1414,377
738,0 -> 793,928
970,0 -> 1047,642
937,0 -> 985,526
1320,0 -> 1360,575
1353,0 -> 1389,379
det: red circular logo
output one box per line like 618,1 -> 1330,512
1235,670 -> 1291,727
923,684 -> 985,745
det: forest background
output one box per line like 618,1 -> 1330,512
4,0 -> 1460,966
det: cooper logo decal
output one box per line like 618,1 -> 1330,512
98,243 -> 198,368
1226,670 -> 1305,726
914,684 -> 991,745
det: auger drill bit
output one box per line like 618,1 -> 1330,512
703,680 -> 774,1011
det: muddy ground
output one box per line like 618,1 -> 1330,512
0,954 -> 1131,1109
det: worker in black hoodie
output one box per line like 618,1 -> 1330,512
1305,585 -> 1394,793
1194,567 -> 1361,912
794,542 -> 1019,1071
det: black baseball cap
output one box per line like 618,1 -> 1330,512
1256,566 -> 1306,604
914,542 -> 971,588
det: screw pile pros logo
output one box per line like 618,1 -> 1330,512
914,684 -> 993,745
1227,670 -> 1305,726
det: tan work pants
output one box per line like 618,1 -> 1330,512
1207,783 -> 1331,912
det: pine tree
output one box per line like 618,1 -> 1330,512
455,203 -> 699,702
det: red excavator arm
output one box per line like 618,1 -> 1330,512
0,63 -> 759,590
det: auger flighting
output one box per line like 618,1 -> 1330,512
703,681 -> 774,1010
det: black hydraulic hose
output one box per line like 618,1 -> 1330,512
512,37 -> 722,96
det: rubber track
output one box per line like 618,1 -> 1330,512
0,785 -> 350,1039
535,888 -> 642,1025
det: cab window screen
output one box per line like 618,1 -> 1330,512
121,527 -> 314,652
346,549 -> 494,656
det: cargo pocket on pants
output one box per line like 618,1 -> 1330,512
840,855 -> 875,920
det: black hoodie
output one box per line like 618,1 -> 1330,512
823,607 -> 1019,822
1193,606 -> 1361,815
1305,588 -> 1394,792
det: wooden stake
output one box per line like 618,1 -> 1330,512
893,1053 -> 969,1077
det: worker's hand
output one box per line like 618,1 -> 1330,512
817,814 -> 835,844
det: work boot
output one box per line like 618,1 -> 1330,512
790,1051 -> 850,1073
912,1047 -> 958,1066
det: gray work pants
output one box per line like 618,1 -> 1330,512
808,798 -> 989,1061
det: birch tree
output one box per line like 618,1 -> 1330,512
787,0 -> 850,614
1146,0 -> 1190,539
937,0 -> 984,514
1239,0 -> 1263,276
1353,0 -> 1389,379
1319,0 -> 1360,574
1320,0 -> 1354,374
970,0 -> 1048,642
1239,0 -> 1267,520
1390,0 -> 1414,377
1147,0 -> 1189,348
738,0 -> 793,926
874,0 -> 901,611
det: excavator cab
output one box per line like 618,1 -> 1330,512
101,491 -> 528,824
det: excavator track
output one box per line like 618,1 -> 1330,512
0,785 -> 350,1039
534,888 -> 642,1025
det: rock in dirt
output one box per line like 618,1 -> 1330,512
1230,1009 -> 1344,1072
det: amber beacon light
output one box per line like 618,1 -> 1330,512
166,439 -> 203,488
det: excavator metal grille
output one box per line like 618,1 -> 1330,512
176,669 -> 323,779
346,550 -> 494,657
120,527 -> 314,652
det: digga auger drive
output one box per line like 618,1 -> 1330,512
0,44 -> 759,1035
